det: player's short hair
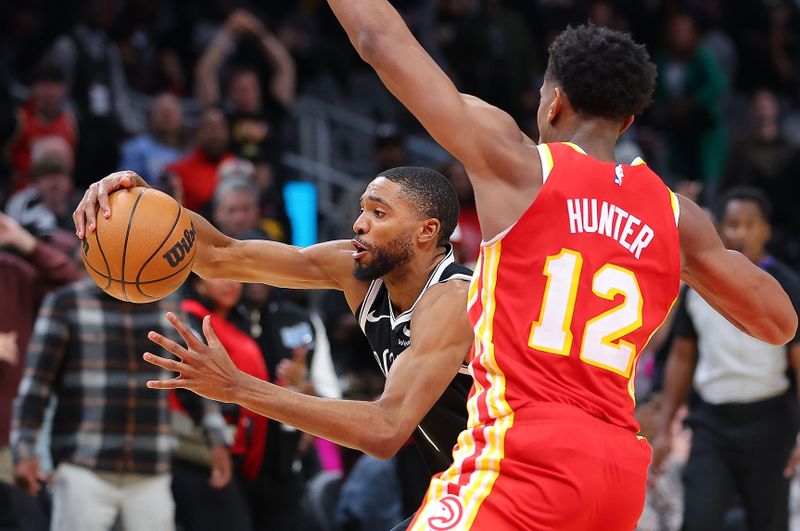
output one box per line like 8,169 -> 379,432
378,166 -> 460,247
545,24 -> 657,121
715,186 -> 773,223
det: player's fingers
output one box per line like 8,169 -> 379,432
143,352 -> 191,375
202,315 -> 221,348
84,183 -> 99,233
96,179 -> 111,219
147,331 -> 192,361
146,377 -> 190,390
166,312 -> 205,351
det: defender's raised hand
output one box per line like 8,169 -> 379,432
73,170 -> 149,239
144,312 -> 244,404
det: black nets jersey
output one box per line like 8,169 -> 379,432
355,246 -> 473,473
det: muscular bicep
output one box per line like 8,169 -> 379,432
374,283 -> 473,438
678,195 -> 797,344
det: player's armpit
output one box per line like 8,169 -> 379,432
677,195 -> 797,345
367,281 -> 473,458
189,211 -> 361,295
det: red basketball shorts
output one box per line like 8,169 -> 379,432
407,402 -> 651,530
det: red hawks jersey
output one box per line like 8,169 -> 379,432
467,142 -> 681,433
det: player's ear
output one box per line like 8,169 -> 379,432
549,86 -> 565,124
619,115 -> 635,136
418,218 -> 440,245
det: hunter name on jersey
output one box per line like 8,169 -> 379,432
566,197 -> 655,259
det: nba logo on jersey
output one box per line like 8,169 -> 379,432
614,164 -> 624,186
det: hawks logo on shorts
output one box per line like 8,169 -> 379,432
426,495 -> 464,530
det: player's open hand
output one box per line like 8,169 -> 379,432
143,312 -> 243,404
73,170 -> 149,239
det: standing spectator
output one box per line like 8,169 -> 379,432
195,9 -> 296,169
11,279 -> 230,531
118,92 -> 185,184
5,138 -> 81,244
0,213 -> 81,486
162,107 -> 234,213
4,61 -> 77,192
651,187 -> 800,531
722,89 -> 800,268
49,0 -> 138,188
652,13 -> 728,203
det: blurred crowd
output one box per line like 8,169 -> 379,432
0,0 -> 800,530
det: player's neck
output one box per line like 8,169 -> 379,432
382,248 -> 447,314
561,121 -> 620,163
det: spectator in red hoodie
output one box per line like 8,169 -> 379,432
171,275 -> 268,531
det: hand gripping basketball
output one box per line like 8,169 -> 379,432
73,170 -> 150,239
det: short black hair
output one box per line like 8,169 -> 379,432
378,166 -> 460,247
715,186 -> 773,223
545,24 -> 657,121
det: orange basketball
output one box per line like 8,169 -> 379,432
81,187 -> 197,303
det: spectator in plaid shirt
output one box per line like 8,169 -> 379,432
11,278 -> 231,531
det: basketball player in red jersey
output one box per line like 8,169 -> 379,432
321,4 -> 798,530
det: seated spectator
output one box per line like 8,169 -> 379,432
195,9 -> 296,171
173,275 -> 270,531
162,108 -> 234,213
5,138 -> 81,245
0,213 -> 82,486
4,61 -> 77,192
118,93 -> 185,184
722,89 -> 800,268
240,283 -> 338,531
212,163 -> 289,242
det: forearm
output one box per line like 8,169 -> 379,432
195,30 -> 234,107
656,351 -> 694,435
327,0 -> 411,64
690,252 -> 797,344
235,372 -> 404,459
261,33 -> 296,106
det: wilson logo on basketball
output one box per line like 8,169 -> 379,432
162,225 -> 196,268
426,495 -> 464,530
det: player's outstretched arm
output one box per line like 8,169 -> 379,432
326,0 -> 534,186
144,282 -> 472,458
72,171 -> 359,297
187,211 -> 357,294
678,195 -> 797,345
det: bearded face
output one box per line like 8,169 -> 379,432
353,232 -> 415,281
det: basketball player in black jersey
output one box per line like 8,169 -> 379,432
73,168 -> 474,486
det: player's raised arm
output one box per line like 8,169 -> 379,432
144,281 -> 472,458
326,0 -> 533,184
678,195 -> 797,345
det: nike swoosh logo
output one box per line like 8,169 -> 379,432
366,310 -> 390,323
402,325 -> 411,338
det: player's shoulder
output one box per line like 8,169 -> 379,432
418,275 -> 469,311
